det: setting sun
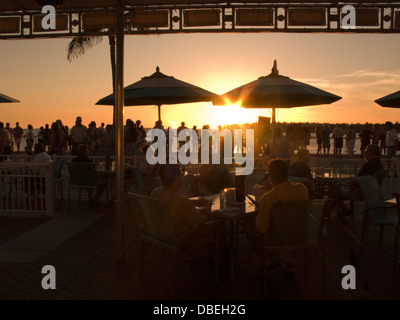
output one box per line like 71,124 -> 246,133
211,103 -> 258,127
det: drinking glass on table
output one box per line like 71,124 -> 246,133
311,167 -> 317,178
219,189 -> 227,209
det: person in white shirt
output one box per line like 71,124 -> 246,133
345,124 -> 356,158
333,124 -> 345,157
32,143 -> 53,163
385,121 -> 398,159
29,144 -> 53,198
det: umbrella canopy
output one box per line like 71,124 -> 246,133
218,60 -> 341,115
96,66 -> 221,123
375,90 -> 400,108
0,92 -> 20,103
216,60 -> 341,142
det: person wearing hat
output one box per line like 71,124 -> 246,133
70,116 -> 88,155
326,143 -> 384,218
385,121 -> 398,159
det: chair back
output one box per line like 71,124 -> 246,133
288,176 -> 309,184
268,199 -> 328,248
67,162 -> 96,186
354,175 -> 386,223
125,165 -> 147,194
126,192 -> 162,239
268,200 -> 314,247
330,161 -> 358,178
52,159 -> 65,180
373,169 -> 387,186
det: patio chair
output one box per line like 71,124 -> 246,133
124,165 -> 151,195
349,169 -> 389,214
126,192 -> 222,294
391,193 -> 400,278
248,199 -> 329,297
52,159 -> 65,199
354,175 -> 400,277
374,169 -> 388,186
67,162 -> 97,210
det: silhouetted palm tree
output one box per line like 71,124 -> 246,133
67,34 -> 116,125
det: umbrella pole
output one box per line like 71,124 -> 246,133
157,105 -> 161,123
115,3 -> 125,263
271,107 -> 276,148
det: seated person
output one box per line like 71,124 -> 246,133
32,143 -> 53,163
72,144 -> 107,206
252,172 -> 273,203
149,164 -> 208,243
256,159 -> 309,235
288,149 -> 315,198
327,144 -> 384,217
288,149 -> 312,180
251,158 -> 309,272
28,143 -> 53,196
198,163 -> 235,195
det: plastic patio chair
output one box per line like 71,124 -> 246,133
67,162 -> 97,210
52,159 -> 65,199
374,169 -> 388,186
349,170 -> 389,214
125,192 -> 222,294
124,165 -> 148,195
391,193 -> 400,278
248,199 -> 329,297
354,175 -> 400,277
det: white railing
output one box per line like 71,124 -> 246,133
0,162 -> 54,217
2,154 -> 399,203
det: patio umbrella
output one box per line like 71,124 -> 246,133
375,90 -> 400,108
0,92 -> 20,103
216,60 -> 342,141
96,66 -> 221,123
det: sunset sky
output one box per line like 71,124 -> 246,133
1,31 -> 399,129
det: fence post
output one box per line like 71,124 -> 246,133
45,163 -> 54,217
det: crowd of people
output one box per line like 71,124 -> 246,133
0,116 -> 148,160
314,122 -> 397,159
1,119 -> 399,161
258,121 -> 398,160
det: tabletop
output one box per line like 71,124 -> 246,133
192,193 -> 257,220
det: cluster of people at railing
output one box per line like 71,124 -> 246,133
1,118 -> 399,162
0,117 -> 148,160
313,121 -> 398,159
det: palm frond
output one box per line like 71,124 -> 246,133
67,36 -> 103,62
